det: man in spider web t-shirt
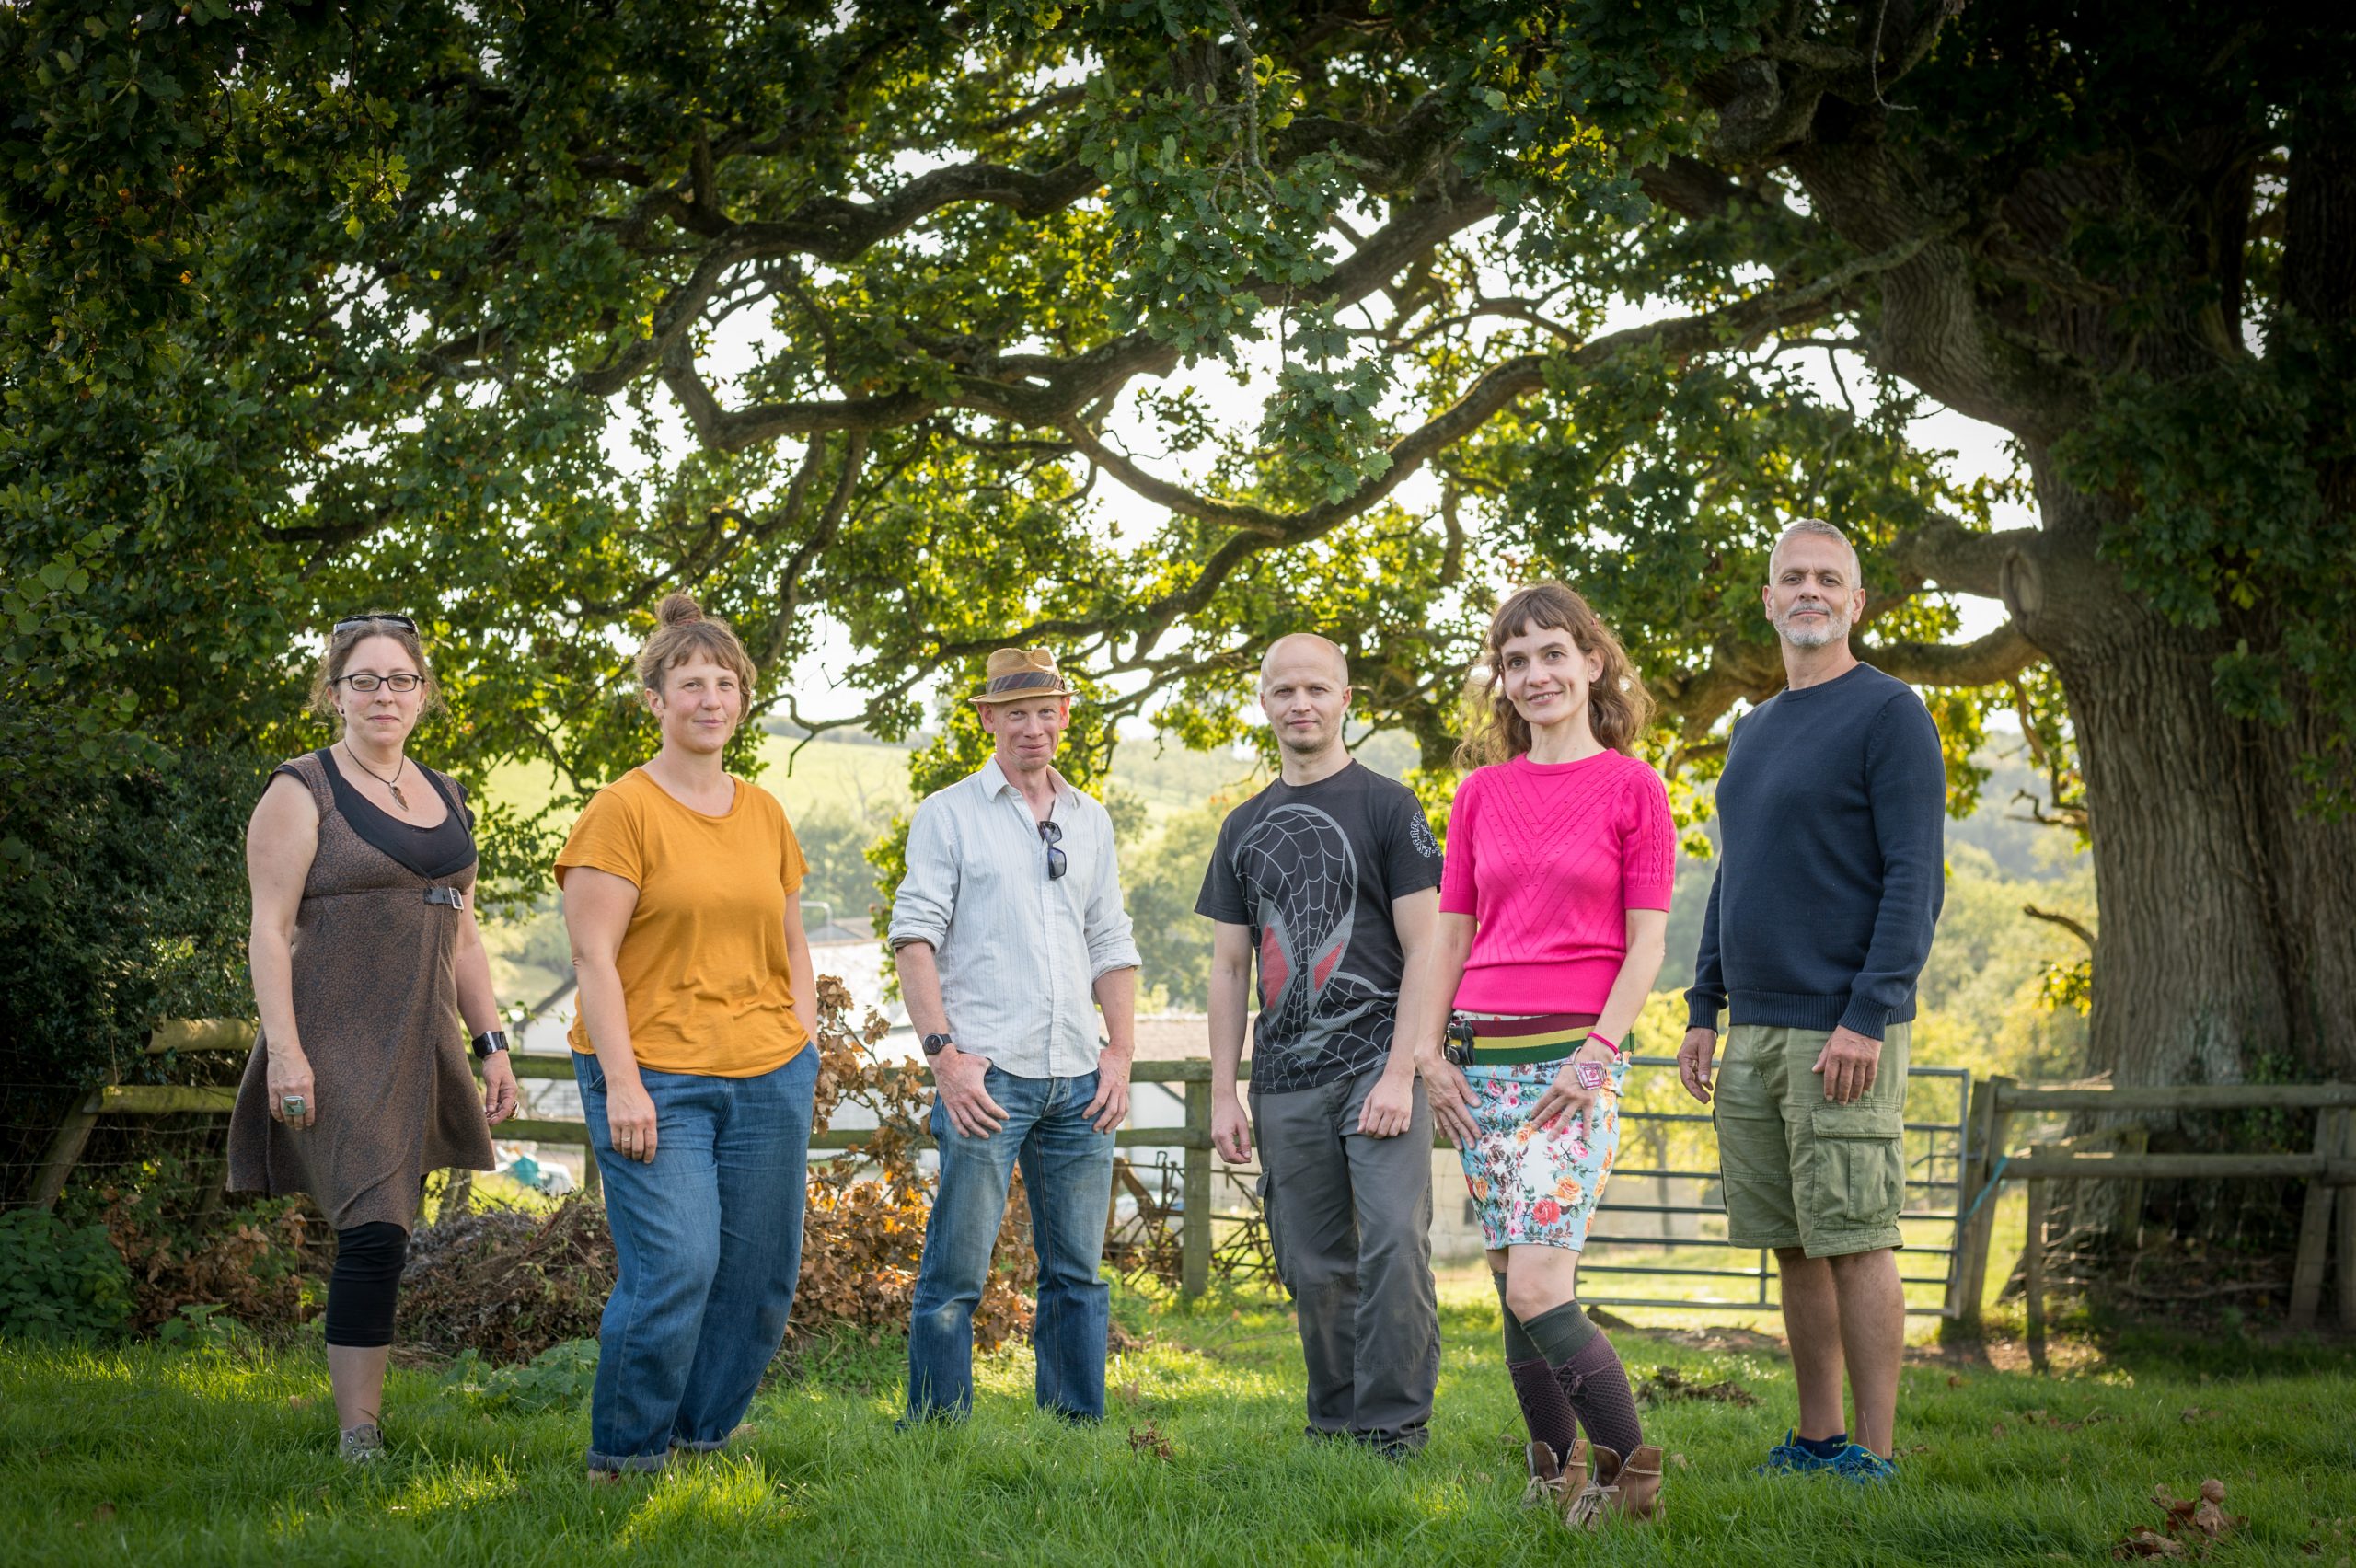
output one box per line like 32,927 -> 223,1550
1195,634 -> 1446,1457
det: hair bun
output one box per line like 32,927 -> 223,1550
655,592 -> 703,627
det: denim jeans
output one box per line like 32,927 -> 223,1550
906,1066 -> 1114,1423
574,1046 -> 817,1472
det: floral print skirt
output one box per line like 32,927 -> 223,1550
1455,1040 -> 1627,1252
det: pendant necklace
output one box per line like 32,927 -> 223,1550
342,742 -> 410,812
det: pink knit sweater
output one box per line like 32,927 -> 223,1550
1438,750 -> 1677,1015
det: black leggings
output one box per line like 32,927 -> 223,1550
324,1222 -> 410,1348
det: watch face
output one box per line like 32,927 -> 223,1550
922,1033 -> 952,1055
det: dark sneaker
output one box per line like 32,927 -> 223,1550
1825,1443 -> 1900,1483
1757,1429 -> 1832,1476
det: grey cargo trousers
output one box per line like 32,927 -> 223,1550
1252,1065 -> 1440,1451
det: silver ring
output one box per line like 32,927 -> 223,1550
281,1095 -> 306,1116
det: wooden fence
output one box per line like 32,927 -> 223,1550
1949,1076 -> 2356,1356
36,1025 -> 2356,1331
30,1021 -> 1235,1296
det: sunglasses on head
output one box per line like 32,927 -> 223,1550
333,613 -> 418,635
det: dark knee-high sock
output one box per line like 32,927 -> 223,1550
1494,1272 -> 1578,1459
1521,1299 -> 1644,1459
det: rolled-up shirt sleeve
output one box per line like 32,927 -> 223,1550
887,798 -> 959,951
1082,806 -> 1141,980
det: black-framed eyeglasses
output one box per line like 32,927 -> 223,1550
333,613 -> 418,635
331,672 -> 424,693
1038,817 -> 1067,882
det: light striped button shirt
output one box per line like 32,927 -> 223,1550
887,757 -> 1140,1078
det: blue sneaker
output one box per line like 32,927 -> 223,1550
1756,1429 -> 1833,1476
1824,1443 -> 1900,1483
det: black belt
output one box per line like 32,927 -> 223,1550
423,886 -> 466,908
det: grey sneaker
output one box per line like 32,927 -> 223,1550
340,1423 -> 385,1463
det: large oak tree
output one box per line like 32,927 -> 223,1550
6,0 -> 2350,1092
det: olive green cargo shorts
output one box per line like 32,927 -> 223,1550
1713,1022 -> 1911,1258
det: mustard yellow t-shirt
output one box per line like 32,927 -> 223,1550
556,767 -> 810,1077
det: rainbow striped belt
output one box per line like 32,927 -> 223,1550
1453,1011 -> 1602,1066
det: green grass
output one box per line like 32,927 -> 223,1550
6,1283 -> 2352,1566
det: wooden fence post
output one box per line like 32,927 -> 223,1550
2291,1106 -> 2350,1332
2024,1165 -> 2050,1374
2332,1108 -> 2356,1331
1948,1076 -> 2014,1334
29,1083 -> 109,1211
1182,1078 -> 1211,1300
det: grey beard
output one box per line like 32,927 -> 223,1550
1777,609 -> 1850,650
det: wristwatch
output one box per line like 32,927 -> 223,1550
470,1030 -> 510,1060
921,1032 -> 955,1057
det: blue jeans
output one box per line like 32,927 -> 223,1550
906,1066 -> 1114,1423
574,1046 -> 817,1472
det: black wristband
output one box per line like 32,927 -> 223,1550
471,1030 -> 510,1060
921,1032 -> 954,1057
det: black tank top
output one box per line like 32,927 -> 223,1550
283,748 -> 478,880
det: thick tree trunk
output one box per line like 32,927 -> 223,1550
2009,488 -> 2356,1090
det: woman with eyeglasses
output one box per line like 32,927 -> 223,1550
229,613 -> 521,1462
556,594 -> 818,1479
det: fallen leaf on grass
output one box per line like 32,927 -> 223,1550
287,1395 -> 312,1411
1946,1373 -> 1963,1388
1638,1366 -> 1757,1408
91,1505 -> 115,1523
2116,1479 -> 2243,1559
2180,1407 -> 2212,1424
2115,1526 -> 2189,1559
1670,1453 -> 1690,1470
1127,1422 -> 1172,1460
1116,1379 -> 1141,1405
1992,1422 -> 2008,1439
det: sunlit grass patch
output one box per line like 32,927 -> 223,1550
4,1284 -> 2352,1565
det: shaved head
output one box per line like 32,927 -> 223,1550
1259,633 -> 1349,690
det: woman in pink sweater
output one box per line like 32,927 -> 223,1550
1415,582 -> 1676,1527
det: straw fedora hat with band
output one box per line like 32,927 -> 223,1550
971,647 -> 1077,705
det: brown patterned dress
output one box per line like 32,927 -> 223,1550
227,750 -> 497,1232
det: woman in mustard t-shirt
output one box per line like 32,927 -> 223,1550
557,594 -> 818,1479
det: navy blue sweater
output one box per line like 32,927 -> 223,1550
1685,663 -> 1946,1039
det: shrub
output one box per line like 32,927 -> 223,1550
439,1339 -> 601,1413
0,1207 -> 133,1340
70,1154 -> 323,1333
399,1198 -> 617,1362
796,976 -> 1036,1351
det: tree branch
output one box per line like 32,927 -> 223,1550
2023,905 -> 2097,950
1866,620 -> 2042,686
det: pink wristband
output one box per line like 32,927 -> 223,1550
1586,1031 -> 1622,1057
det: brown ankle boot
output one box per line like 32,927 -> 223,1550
1520,1441 -> 1566,1508
1608,1444 -> 1665,1523
1563,1438 -> 1592,1498
1564,1443 -> 1623,1529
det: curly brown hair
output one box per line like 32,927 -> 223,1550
1455,582 -> 1652,767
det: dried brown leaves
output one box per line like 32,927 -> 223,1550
2114,1479 -> 2243,1560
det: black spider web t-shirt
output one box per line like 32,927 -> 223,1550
1195,761 -> 1445,1094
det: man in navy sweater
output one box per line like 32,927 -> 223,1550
1675,519 -> 1945,1484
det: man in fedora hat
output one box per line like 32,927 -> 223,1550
890,646 -> 1141,1424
